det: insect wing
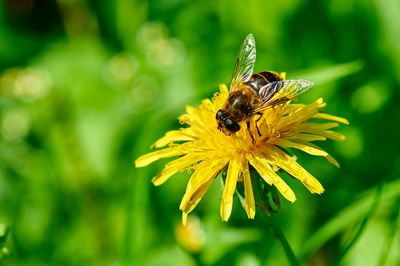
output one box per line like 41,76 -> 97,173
230,34 -> 256,92
253,79 -> 313,113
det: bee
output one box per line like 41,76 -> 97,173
216,34 -> 314,136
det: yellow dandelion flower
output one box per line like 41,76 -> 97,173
175,216 -> 206,253
135,83 -> 348,224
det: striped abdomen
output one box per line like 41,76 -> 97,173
245,71 -> 283,93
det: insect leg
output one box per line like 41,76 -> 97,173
254,114 -> 262,136
246,121 -> 255,143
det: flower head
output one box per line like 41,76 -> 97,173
135,84 -> 348,224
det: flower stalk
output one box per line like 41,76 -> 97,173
264,212 -> 301,266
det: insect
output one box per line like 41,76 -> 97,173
216,34 -> 314,136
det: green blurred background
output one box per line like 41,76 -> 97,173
0,0 -> 399,265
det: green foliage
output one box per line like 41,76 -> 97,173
0,0 -> 399,265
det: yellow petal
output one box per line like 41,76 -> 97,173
303,129 -> 346,141
182,212 -> 188,226
180,178 -> 214,214
218,84 -> 229,94
152,130 -> 194,148
220,157 -> 241,221
135,147 -> 181,168
247,154 -> 296,202
313,113 -> 349,124
291,133 -> 327,142
180,159 -> 227,214
152,153 -> 204,186
183,158 -> 226,196
178,114 -> 191,124
185,105 -> 195,115
278,99 -> 326,127
267,147 -> 324,194
152,166 -> 179,186
323,130 -> 346,141
316,122 -> 340,130
274,139 -> 328,156
297,141 -> 341,168
247,154 -> 273,185
314,98 -> 325,106
242,161 -> 255,219
296,122 -> 340,131
212,84 -> 229,111
326,154 -> 340,168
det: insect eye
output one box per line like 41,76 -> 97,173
225,118 -> 240,132
216,110 -> 227,120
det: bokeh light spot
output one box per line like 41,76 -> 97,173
1,109 -> 30,141
107,54 -> 138,85
351,82 -> 389,113
136,22 -> 185,69
334,126 -> 363,159
130,76 -> 159,107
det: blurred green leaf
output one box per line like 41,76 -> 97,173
201,223 -> 262,265
300,179 -> 400,260
143,245 -> 197,266
338,184 -> 382,260
294,60 -> 363,85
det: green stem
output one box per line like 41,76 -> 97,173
264,212 -> 301,266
